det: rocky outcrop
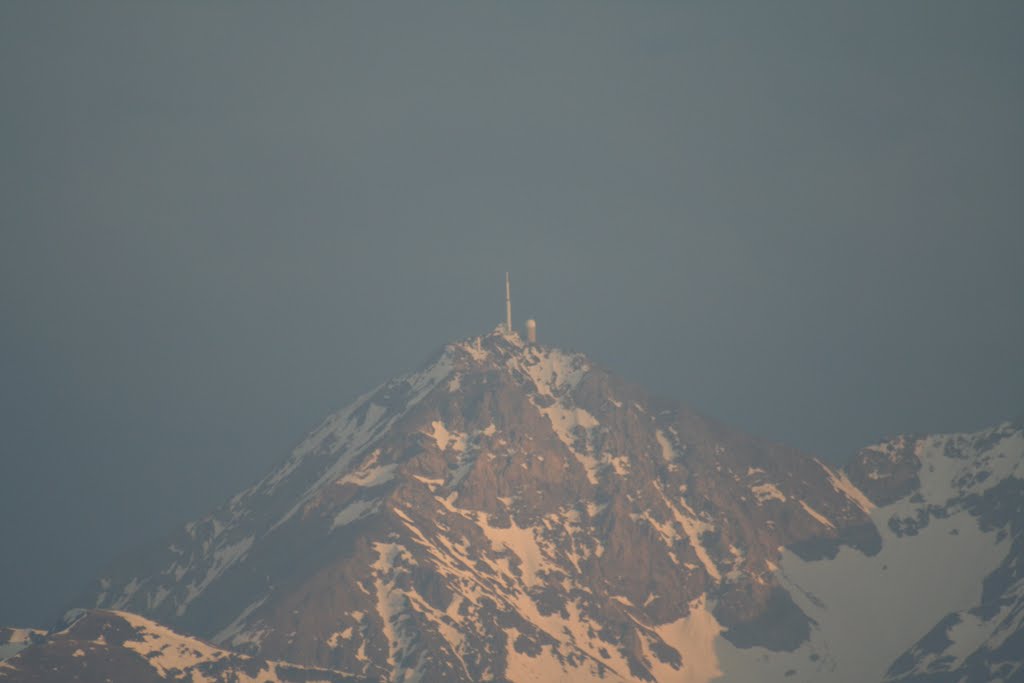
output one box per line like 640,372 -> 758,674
0,327 -> 1003,683
847,435 -> 922,506
878,424 -> 1024,683
0,609 -> 366,682
76,328 -> 889,682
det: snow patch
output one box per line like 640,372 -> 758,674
428,420 -> 467,452
656,430 -> 678,462
213,596 -> 268,645
515,347 -> 590,396
177,536 -> 254,615
751,483 -> 786,504
539,402 -> 601,484
331,500 -> 381,530
644,597 -> 723,683
117,611 -> 230,676
798,500 -> 835,529
824,465 -> 875,513
327,627 -> 354,648
339,464 -> 398,488
654,483 -> 720,581
0,629 -> 43,661
412,474 -> 445,490
110,577 -> 141,609
477,514 -> 549,587
372,542 -> 422,682
717,481 -> 1012,683
504,627 -> 622,683
265,352 -> 453,529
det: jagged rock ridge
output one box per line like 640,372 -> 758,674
715,423 -> 1024,683
0,609 -> 366,683
77,328 -> 901,682
2,328 -> 1021,681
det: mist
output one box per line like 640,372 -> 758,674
1,1 -> 1021,628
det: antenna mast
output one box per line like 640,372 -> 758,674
505,272 -> 512,334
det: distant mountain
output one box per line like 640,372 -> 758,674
3,327 -> 1021,682
722,423 -> 1024,683
0,608 -> 366,682
857,427 -> 1024,683
0,627 -> 44,662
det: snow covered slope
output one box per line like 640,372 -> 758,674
714,423 -> 1024,682
0,627 -> 44,661
65,327 -> 1023,682
875,426 -> 1024,683
79,328 -> 883,682
0,609 -> 367,682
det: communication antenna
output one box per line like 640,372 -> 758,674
505,272 -> 513,334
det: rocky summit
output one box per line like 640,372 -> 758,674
3,328 -> 1022,682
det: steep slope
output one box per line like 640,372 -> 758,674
714,422 -> 1024,683
0,627 -> 44,661
872,425 -> 1024,683
0,608 -> 366,682
83,328 -> 880,682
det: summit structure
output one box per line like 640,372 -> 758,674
4,329 -> 1021,682
505,272 -> 512,334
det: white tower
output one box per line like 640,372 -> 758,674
505,272 -> 513,334
525,318 -> 537,343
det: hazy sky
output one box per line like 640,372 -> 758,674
2,2 -> 1021,627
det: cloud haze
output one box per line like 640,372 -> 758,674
1,1 -> 1021,627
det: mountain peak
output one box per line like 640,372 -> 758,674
81,328 -> 892,681
62,329 -> 1024,683
444,326 -> 591,396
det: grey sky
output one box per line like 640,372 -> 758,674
1,2 -> 1021,627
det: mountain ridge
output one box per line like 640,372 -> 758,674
5,328 -> 1021,682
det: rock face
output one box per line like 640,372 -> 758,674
871,427 -> 1024,683
30,328 -> 1021,682
0,609 -> 365,682
716,422 -> 1024,683
0,627 -> 45,662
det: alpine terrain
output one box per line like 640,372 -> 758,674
2,327 -> 1022,682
